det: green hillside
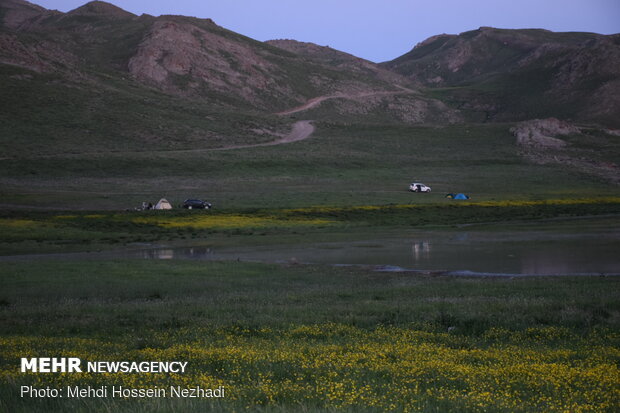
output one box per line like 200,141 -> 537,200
0,1 -> 618,212
383,28 -> 620,127
2,119 -> 617,210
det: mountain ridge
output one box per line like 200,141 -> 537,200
0,0 -> 426,115
65,0 -> 136,19
382,26 -> 620,126
1,0 -> 619,127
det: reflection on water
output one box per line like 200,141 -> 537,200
402,237 -> 619,275
140,247 -> 213,260
4,219 -> 618,276
411,241 -> 431,261
141,249 -> 174,260
131,232 -> 619,275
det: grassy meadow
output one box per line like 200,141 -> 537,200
2,118 -> 618,210
2,13 -> 620,412
2,114 -> 619,411
0,260 -> 619,412
1,197 -> 619,255
2,60 -> 620,412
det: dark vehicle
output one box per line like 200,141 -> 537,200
182,199 -> 212,210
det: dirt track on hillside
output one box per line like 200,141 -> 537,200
216,87 -> 416,150
213,120 -> 314,150
276,86 -> 415,116
0,120 -> 316,159
2,88 -> 417,159
214,88 -> 416,149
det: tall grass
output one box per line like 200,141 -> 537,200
0,260 -> 618,412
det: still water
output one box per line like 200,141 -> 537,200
4,218 -> 619,276
134,219 -> 620,275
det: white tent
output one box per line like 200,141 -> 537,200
154,198 -> 173,210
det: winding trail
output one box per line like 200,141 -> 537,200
2,87 -> 416,159
0,120 -> 316,159
212,120 -> 314,151
276,86 -> 416,116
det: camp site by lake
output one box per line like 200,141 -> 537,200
2,0 -> 620,410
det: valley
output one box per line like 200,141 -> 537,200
1,1 -> 619,412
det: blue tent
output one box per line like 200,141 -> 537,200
453,193 -> 470,200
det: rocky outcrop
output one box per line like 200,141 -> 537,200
2,1 -> 618,127
127,18 -> 298,106
511,118 -> 577,149
383,28 -> 620,127
0,32 -> 77,72
383,27 -> 596,84
512,119 -> 620,185
267,39 -> 410,85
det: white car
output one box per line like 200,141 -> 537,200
409,182 -> 431,192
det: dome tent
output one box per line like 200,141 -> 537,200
154,198 -> 173,210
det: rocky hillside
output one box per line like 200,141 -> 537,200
266,39 -> 407,85
383,27 -> 620,127
0,0 -> 421,113
1,0 -> 618,128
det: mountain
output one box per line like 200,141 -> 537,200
383,27 -> 620,126
1,0 -> 619,135
2,0 -> 467,161
265,39 -> 407,85
0,0 -> 421,112
1,1 -> 619,211
0,0 -> 56,30
64,0 -> 135,19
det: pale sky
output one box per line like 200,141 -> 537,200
32,0 -> 620,62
